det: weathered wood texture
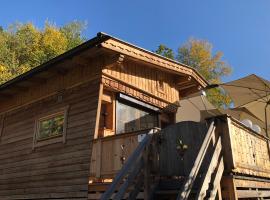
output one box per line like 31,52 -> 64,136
103,60 -> 179,105
90,130 -> 151,179
0,79 -> 100,199
221,176 -> 238,200
102,77 -> 178,111
227,117 -> 270,178
100,38 -> 208,88
159,121 -> 208,176
0,57 -> 101,114
222,176 -> 270,199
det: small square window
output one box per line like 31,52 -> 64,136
37,113 -> 64,141
33,106 -> 68,149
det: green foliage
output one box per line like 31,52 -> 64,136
177,39 -> 232,108
155,39 -> 232,108
0,21 -> 86,84
177,39 -> 231,83
155,44 -> 175,60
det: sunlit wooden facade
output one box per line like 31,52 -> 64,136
0,33 -> 269,200
0,33 -> 206,199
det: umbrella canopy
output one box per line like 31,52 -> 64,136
219,74 -> 270,136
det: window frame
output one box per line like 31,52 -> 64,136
116,95 -> 159,134
33,106 -> 69,149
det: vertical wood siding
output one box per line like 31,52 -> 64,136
103,60 -> 179,104
228,119 -> 270,178
0,79 -> 100,199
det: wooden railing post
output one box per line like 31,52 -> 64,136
195,137 -> 222,199
143,145 -> 149,200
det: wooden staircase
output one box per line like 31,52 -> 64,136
94,121 -> 224,200
177,121 -> 224,200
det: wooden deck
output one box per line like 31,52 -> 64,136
94,115 -> 270,199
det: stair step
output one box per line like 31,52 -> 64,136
158,178 -> 185,190
155,190 -> 179,194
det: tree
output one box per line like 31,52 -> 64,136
155,44 -> 175,60
0,21 -> 86,84
155,39 -> 232,108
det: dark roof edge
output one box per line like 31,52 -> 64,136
0,32 -> 208,92
0,33 -> 111,91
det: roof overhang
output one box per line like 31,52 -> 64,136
98,33 -> 208,89
0,32 -> 208,98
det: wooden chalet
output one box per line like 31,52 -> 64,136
0,32 -> 270,200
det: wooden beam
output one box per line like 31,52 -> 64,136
178,83 -> 197,91
234,178 -> 270,189
104,54 -> 125,69
176,76 -> 192,85
221,177 -> 238,200
7,85 -> 28,93
237,189 -> 270,198
101,39 -> 208,87
95,139 -> 102,178
28,76 -> 47,84
94,83 -> 104,139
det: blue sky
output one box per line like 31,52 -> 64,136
1,0 -> 270,82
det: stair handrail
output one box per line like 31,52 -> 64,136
195,136 -> 223,199
177,121 -> 216,200
100,130 -> 154,200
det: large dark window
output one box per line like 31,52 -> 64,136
116,99 -> 158,134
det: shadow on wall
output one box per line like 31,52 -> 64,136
176,95 -> 220,123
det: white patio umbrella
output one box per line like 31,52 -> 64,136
208,74 -> 270,136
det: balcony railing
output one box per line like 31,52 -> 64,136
225,116 -> 270,178
89,128 -> 158,179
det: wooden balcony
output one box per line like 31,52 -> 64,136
89,115 -> 270,199
89,129 -> 158,180
223,116 -> 270,178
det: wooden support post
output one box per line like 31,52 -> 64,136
143,146 -> 150,200
95,139 -> 102,178
221,177 -> 238,200
94,83 -> 104,139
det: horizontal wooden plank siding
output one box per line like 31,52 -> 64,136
0,79 -> 101,199
0,57 -> 101,114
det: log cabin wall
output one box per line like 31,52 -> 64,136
0,57 -> 102,114
0,57 -> 102,199
102,59 -> 180,107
